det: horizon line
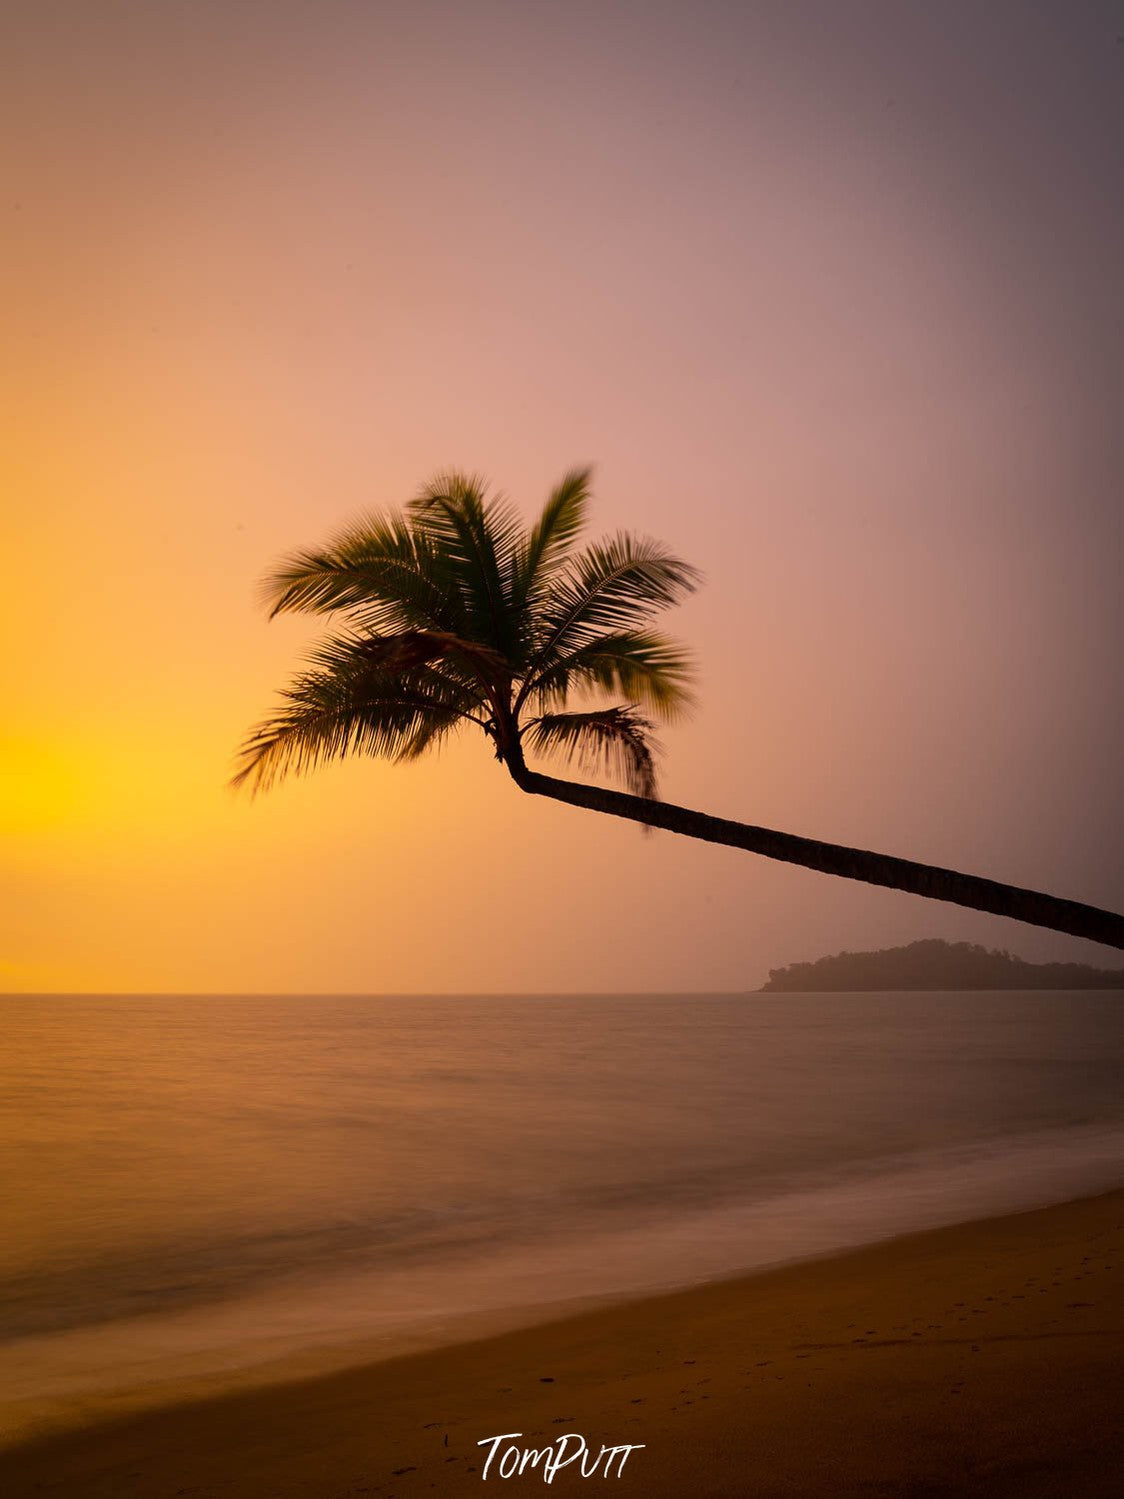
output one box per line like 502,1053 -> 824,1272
0,988 -> 764,999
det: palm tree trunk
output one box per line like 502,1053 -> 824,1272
507,764 -> 1124,951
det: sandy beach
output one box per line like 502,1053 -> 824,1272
1,1190 -> 1120,1497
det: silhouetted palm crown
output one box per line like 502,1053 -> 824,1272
235,471 -> 698,797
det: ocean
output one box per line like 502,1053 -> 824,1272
2,991 -> 1122,1437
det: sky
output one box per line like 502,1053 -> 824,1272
3,0 -> 1122,993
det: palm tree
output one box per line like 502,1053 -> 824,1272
234,470 -> 1123,951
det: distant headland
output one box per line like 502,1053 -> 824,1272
761,938 -> 1124,992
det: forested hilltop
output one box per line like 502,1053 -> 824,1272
762,938 -> 1124,992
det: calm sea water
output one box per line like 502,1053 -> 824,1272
2,992 -> 1123,1434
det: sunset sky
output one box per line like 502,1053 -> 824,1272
4,0 -> 1122,994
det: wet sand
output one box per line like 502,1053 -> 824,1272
1,1191 -> 1121,1497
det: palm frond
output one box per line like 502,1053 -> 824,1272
510,467 -> 591,620
408,472 -> 526,655
232,634 -> 486,794
523,629 -> 695,718
528,534 -> 700,673
349,630 -> 508,701
261,514 -> 467,635
524,706 -> 660,799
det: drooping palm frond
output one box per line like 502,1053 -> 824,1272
231,633 -> 487,794
524,706 -> 660,799
524,629 -> 695,717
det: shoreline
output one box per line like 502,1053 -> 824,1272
1,1190 -> 1121,1496
7,1116 -> 1122,1450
